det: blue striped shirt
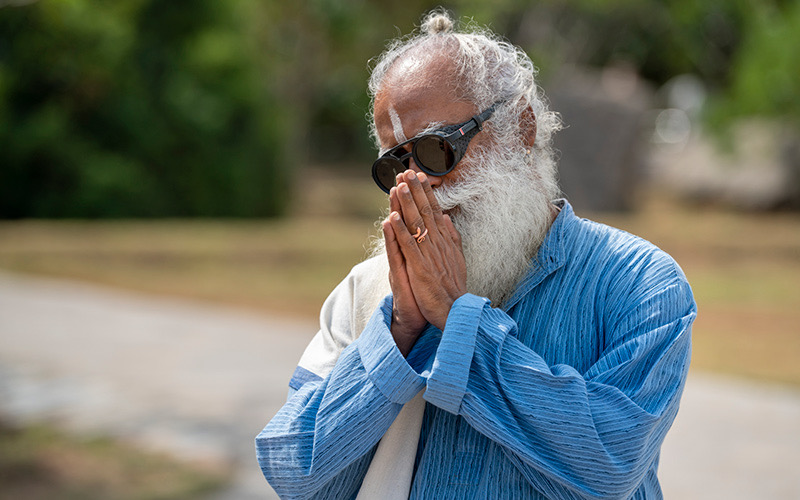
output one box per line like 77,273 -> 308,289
256,200 -> 696,499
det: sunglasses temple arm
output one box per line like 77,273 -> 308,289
474,103 -> 499,128
444,103 -> 499,141
444,119 -> 479,141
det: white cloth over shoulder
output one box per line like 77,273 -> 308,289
295,255 -> 426,500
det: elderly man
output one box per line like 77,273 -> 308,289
256,11 -> 695,500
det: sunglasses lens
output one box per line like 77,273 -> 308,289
373,157 -> 405,193
414,136 -> 454,173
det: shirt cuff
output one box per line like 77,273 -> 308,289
424,293 -> 489,414
356,295 -> 426,404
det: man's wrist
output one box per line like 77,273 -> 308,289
424,293 -> 488,414
357,298 -> 427,404
391,316 -> 425,357
434,291 -> 467,331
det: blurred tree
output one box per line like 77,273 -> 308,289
1,0 -> 797,218
0,0 -> 290,217
286,0 -> 798,163
450,0 -> 797,130
707,0 -> 800,128
450,0 -> 749,88
249,0 -> 434,167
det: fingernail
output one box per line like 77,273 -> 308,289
406,170 -> 417,180
399,184 -> 409,194
418,172 -> 427,182
391,212 -> 400,220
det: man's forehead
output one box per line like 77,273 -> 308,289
390,56 -> 428,80
375,89 -> 475,153
374,54 -> 475,150
379,113 -> 447,155
382,51 -> 461,102
387,106 -> 407,145
378,93 -> 473,127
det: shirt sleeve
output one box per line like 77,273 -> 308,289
423,270 -> 696,499
255,296 -> 434,499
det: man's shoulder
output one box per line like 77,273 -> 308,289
568,210 -> 664,255
334,253 -> 390,324
565,211 -> 686,285
556,212 -> 695,325
551,200 -> 668,259
304,254 -> 390,379
349,253 -> 389,281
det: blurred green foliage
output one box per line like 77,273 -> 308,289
0,0 -> 291,218
0,0 -> 797,218
707,0 -> 800,127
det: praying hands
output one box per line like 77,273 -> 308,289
381,169 -> 467,356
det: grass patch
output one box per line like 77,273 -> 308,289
0,419 -> 228,500
1,169 -> 798,387
0,216 -> 377,319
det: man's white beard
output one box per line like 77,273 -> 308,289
372,146 -> 558,308
433,148 -> 555,306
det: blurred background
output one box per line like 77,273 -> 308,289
1,0 -> 799,499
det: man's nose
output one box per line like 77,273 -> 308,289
407,159 -> 443,188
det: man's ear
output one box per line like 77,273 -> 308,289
520,104 -> 537,148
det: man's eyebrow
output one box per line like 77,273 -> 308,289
419,121 -> 446,135
378,121 -> 446,156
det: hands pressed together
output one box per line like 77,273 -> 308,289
381,170 -> 467,356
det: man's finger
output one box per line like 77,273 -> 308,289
382,218 -> 405,271
415,172 -> 446,228
389,211 -> 423,260
443,214 -> 462,249
390,186 -> 403,219
394,184 -> 428,249
402,171 -> 439,232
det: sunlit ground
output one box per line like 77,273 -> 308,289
1,168 -> 799,387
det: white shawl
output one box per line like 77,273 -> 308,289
294,256 -> 426,500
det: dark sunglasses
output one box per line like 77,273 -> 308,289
371,102 -> 501,193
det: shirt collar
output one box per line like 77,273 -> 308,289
502,199 -> 571,310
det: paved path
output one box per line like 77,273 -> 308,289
1,271 -> 799,499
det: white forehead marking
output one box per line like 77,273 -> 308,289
388,106 -> 407,144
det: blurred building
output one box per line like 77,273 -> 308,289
547,65 -> 653,212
